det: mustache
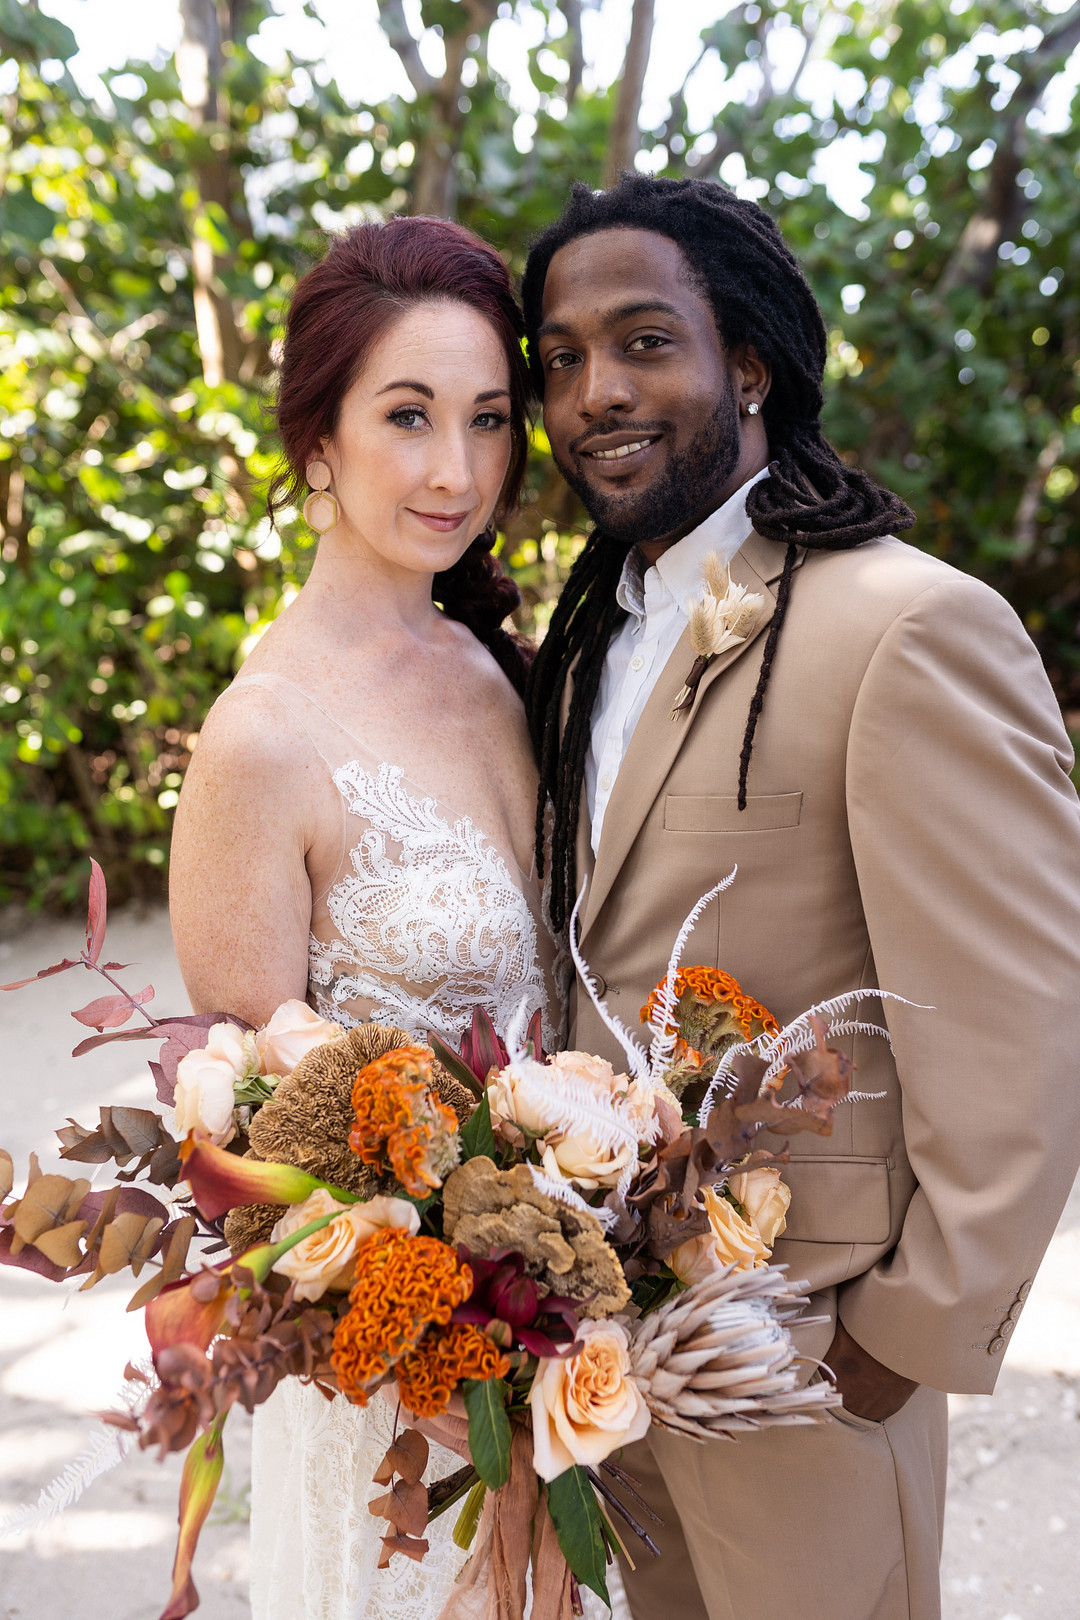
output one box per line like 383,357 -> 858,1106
566,419 -> 673,457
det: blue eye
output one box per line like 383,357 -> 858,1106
388,407 -> 427,429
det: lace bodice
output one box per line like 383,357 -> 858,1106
223,673 -> 561,1050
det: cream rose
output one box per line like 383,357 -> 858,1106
488,1054 -> 642,1191
255,1000 -> 343,1078
173,1021 -> 248,1145
270,1188 -> 420,1302
529,1318 -> 650,1481
727,1165 -> 790,1247
668,1185 -> 771,1284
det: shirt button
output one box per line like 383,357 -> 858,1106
599,773 -> 613,792
630,654 -> 645,672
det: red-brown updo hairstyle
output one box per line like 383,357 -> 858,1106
270,216 -> 533,694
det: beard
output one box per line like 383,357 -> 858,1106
552,379 -> 743,548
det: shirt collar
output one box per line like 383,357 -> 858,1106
614,467 -> 770,628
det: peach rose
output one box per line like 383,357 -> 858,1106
255,1000 -> 343,1077
668,1185 -> 771,1284
173,1021 -> 248,1145
727,1165 -> 790,1247
270,1188 -> 420,1302
530,1318 -> 650,1481
488,1054 -> 643,1191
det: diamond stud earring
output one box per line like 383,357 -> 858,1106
746,402 -> 761,416
303,459 -> 339,533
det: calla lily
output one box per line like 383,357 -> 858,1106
178,1134 -> 358,1220
145,1208 -> 353,1360
159,1413 -> 227,1620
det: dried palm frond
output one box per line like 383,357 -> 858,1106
628,1266 -> 838,1437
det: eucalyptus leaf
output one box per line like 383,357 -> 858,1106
461,1376 -> 511,1490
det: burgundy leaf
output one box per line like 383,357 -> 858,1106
71,985 -> 155,1032
515,1328 -> 566,1359
1,959 -> 80,992
101,962 -> 134,971
71,1013 -> 226,1062
85,856 -> 108,964
0,1224 -> 70,1281
526,1009 -> 546,1062
461,1007 -> 508,1082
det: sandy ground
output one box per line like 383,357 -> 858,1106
1,906 -> 1078,1620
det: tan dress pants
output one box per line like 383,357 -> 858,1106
615,1382 -> 948,1620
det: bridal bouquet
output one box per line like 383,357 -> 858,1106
0,863 -> 890,1620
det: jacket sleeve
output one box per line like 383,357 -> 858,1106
838,573 -> 1080,1393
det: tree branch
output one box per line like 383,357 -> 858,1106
603,0 -> 655,187
939,3 -> 1080,295
377,0 -> 437,99
564,0 -> 584,105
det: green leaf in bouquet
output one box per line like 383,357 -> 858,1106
546,1466 -> 611,1609
462,1375 -> 512,1490
459,1093 -> 496,1163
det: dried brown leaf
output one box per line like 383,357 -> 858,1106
378,1533 -> 429,1568
9,1173 -> 91,1255
0,1149 -> 12,1202
368,1478 -> 429,1537
32,1219 -> 89,1269
96,1212 -> 166,1278
127,1215 -> 197,1312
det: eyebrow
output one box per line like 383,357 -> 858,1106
375,380 -> 511,403
536,300 -> 687,341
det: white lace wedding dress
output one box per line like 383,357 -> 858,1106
220,674 -> 565,1620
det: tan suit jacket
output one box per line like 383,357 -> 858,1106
568,530 -> 1080,1395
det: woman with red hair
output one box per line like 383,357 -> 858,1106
169,217 -> 561,1619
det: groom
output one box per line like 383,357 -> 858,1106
523,176 -> 1080,1620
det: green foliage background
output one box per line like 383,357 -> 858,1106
1,0 -> 1078,907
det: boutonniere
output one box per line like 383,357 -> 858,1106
670,552 -> 766,721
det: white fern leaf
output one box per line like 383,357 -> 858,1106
647,871 -> 738,1075
509,1062 -> 641,1159
568,882 -> 650,1081
0,1358 -> 155,1542
527,1163 -> 617,1229
697,989 -> 928,1124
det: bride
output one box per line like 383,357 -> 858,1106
168,216 -> 562,1620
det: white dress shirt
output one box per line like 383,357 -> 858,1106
585,470 -> 769,856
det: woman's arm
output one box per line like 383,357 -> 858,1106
169,689 -> 314,1024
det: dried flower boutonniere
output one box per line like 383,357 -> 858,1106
670,553 -> 766,720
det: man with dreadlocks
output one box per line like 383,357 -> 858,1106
523,175 -> 1080,1620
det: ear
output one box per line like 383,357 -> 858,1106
731,344 -> 771,414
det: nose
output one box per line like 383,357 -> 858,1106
427,427 -> 474,499
577,349 -> 637,421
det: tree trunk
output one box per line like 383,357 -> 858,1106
564,0 -> 584,105
378,0 -> 498,220
603,0 -> 655,188
177,0 -> 245,385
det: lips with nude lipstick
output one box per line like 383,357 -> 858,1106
407,509 -> 473,532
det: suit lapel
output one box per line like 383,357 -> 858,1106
577,531 -> 796,944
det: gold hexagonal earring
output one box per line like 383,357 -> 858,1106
303,459 -> 339,533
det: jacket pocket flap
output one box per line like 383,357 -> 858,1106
664,792 -> 803,833
778,1156 -> 891,1245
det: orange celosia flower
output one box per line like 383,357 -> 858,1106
642,967 -> 779,1067
349,1045 -> 459,1198
331,1228 -> 473,1406
395,1323 -> 512,1418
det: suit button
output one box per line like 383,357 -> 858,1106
1017,1279 -> 1034,1302
988,1335 -> 1006,1356
1007,1300 -> 1025,1322
591,973 -> 607,998
998,1319 -> 1015,1339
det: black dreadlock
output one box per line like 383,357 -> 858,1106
523,175 -> 915,931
